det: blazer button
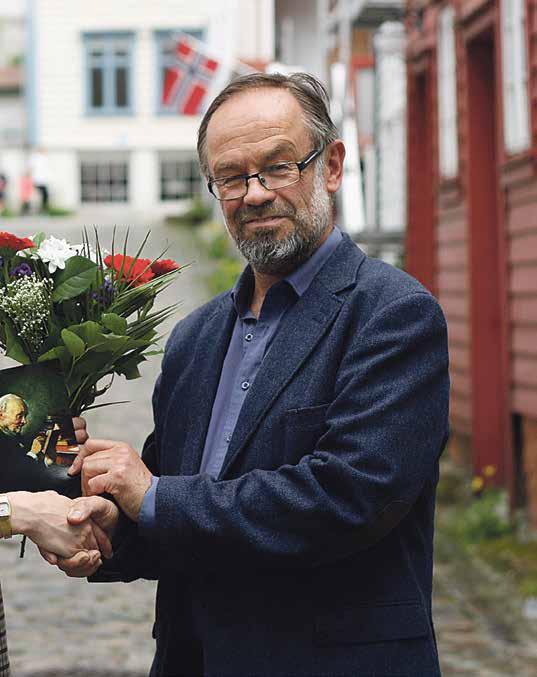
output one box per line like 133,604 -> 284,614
241,381 -> 250,390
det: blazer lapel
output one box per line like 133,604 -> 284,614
176,295 -> 237,475
218,279 -> 340,478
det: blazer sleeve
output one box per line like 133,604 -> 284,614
147,291 -> 450,571
90,377 -> 165,583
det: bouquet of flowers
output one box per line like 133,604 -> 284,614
0,229 -> 184,416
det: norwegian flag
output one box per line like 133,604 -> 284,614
161,34 -> 220,115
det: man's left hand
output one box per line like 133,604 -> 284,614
69,439 -> 152,522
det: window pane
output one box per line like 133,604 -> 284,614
91,68 -> 104,108
115,67 -> 129,107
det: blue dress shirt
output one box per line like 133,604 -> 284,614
139,226 -> 343,532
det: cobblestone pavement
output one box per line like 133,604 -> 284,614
1,213 -> 537,675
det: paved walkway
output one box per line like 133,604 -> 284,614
1,214 -> 537,675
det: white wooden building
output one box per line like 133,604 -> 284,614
22,0 -> 274,215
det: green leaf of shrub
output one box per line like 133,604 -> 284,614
52,256 -> 98,302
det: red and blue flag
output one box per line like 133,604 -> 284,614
161,35 -> 220,115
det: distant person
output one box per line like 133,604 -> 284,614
29,150 -> 49,213
19,172 -> 33,216
0,173 -> 7,214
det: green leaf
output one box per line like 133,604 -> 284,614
69,321 -> 104,347
52,256 -> 98,302
61,328 -> 86,358
37,345 -> 71,372
31,232 -> 47,248
116,356 -> 144,380
101,312 -> 127,335
93,333 -> 129,353
4,322 -> 30,364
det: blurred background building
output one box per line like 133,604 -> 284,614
0,0 -> 274,216
406,0 -> 537,525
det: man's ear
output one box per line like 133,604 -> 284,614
325,140 -> 345,196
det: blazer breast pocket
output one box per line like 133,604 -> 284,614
281,403 -> 330,465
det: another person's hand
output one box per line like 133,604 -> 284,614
45,496 -> 120,578
69,439 -> 152,522
8,490 -> 112,560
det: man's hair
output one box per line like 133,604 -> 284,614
197,72 -> 339,177
0,394 -> 26,414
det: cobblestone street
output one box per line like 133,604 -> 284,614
1,214 -> 537,675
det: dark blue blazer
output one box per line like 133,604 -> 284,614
99,234 -> 450,677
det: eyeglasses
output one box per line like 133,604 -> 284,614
208,147 -> 325,201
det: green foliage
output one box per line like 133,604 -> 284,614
52,256 -> 99,302
207,258 -> 243,296
165,196 -> 212,227
45,205 -> 74,217
453,489 -> 513,543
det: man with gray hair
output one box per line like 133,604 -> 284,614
56,72 -> 449,676
0,395 -> 28,436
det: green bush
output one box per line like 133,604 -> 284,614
166,197 -> 212,227
454,489 -> 513,543
207,258 -> 243,296
46,205 -> 74,217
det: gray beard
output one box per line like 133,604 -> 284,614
225,167 -> 333,275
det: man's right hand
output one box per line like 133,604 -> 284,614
48,496 -> 120,578
8,490 -> 112,561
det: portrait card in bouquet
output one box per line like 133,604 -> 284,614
0,364 -> 81,497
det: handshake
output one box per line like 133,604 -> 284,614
3,417 -> 154,578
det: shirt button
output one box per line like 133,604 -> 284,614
226,433 -> 232,443
244,333 -> 253,342
241,381 -> 250,390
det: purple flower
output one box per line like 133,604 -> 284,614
10,262 -> 33,278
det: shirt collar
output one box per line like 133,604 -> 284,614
231,226 -> 343,317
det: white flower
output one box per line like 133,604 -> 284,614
36,236 -> 77,273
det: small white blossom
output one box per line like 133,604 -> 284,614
0,274 -> 53,353
36,236 -> 77,273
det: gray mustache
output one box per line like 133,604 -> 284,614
237,207 -> 294,226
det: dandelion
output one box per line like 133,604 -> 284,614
471,476 -> 485,494
0,274 -> 53,355
483,465 -> 497,478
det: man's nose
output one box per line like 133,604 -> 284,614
242,177 -> 276,206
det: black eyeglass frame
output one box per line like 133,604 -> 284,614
207,146 -> 325,201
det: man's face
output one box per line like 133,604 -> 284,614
206,88 -> 342,274
0,399 -> 28,434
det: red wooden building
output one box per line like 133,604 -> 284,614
405,0 -> 537,521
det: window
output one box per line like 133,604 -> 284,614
501,0 -> 530,154
155,29 -> 203,114
160,152 -> 202,200
437,6 -> 459,178
80,154 -> 129,203
84,33 -> 134,115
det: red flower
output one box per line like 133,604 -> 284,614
150,258 -> 180,276
0,231 -> 35,252
104,253 -> 155,286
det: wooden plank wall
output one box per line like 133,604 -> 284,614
504,160 -> 537,418
437,2 -> 473,438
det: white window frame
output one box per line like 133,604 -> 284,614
438,6 -> 459,179
501,0 -> 531,155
